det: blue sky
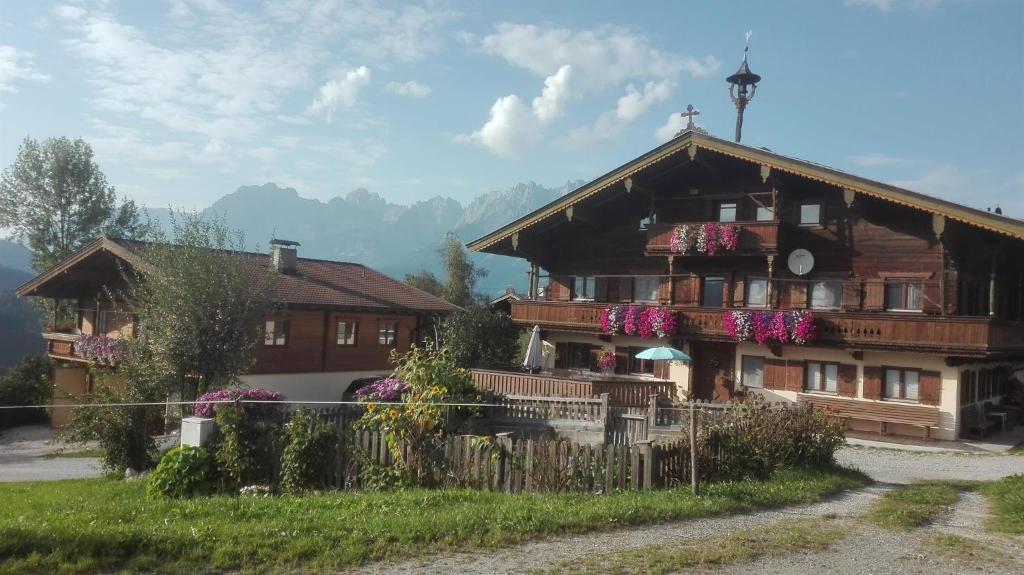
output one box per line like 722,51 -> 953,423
1,0 -> 1022,216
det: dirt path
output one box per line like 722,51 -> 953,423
0,425 -> 103,482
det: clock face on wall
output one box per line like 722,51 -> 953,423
787,249 -> 815,276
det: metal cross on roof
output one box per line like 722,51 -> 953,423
681,104 -> 700,129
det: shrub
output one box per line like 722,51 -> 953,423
146,446 -> 213,498
0,355 -> 51,430
213,404 -> 281,489
61,384 -> 159,474
280,409 -> 337,493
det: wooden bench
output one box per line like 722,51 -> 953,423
798,393 -> 940,439
961,404 -> 997,438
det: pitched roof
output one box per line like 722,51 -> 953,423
467,130 -> 1024,252
16,236 -> 460,314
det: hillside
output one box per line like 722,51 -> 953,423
0,264 -> 44,371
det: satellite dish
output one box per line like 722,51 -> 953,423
787,249 -> 815,276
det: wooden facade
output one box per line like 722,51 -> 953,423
469,130 -> 1024,440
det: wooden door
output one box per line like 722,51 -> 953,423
690,341 -> 737,402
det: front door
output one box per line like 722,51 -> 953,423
690,341 -> 737,402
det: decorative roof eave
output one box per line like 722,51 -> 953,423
467,131 -> 1024,254
14,235 -> 142,298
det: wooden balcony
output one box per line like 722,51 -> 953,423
472,369 -> 677,406
509,300 -> 1024,358
645,221 -> 780,255
43,332 -> 84,363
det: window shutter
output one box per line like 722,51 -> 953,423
863,366 -> 882,399
595,278 -> 608,302
842,280 -> 862,311
658,276 -> 671,303
554,342 -> 568,369
732,279 -> 745,307
550,276 -> 571,301
919,370 -> 942,406
674,275 -> 700,306
837,364 -> 857,397
922,283 -> 941,314
614,346 -> 629,375
763,358 -> 787,390
864,282 -> 885,311
789,281 -> 808,308
619,277 -> 634,303
785,361 -> 805,392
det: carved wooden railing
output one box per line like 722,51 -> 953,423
43,332 -> 79,360
646,221 -> 780,255
472,369 -> 676,407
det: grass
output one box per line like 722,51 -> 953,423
868,482 -> 960,530
979,474 -> 1024,535
42,447 -> 105,459
538,518 -> 846,575
0,466 -> 868,574
920,533 -> 1019,571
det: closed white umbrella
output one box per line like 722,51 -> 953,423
522,325 -> 543,371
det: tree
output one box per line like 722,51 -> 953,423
118,211 -> 279,398
439,232 -> 486,308
439,307 -> 520,369
0,136 -> 146,272
403,269 -> 445,298
0,355 -> 51,430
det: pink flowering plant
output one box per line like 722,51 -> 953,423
599,305 -> 625,334
645,307 -> 678,338
193,387 -> 285,418
722,310 -> 816,346
355,378 -> 410,402
74,334 -> 127,365
597,350 -> 617,371
602,305 -> 677,339
623,305 -> 641,336
668,222 -> 741,255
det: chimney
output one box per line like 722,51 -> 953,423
270,239 -> 300,274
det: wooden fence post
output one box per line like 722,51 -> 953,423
636,440 -> 654,490
689,401 -> 699,495
647,394 -> 658,427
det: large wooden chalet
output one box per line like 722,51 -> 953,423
468,129 -> 1024,441
16,236 -> 459,425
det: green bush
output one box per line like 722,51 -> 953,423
0,355 -> 51,430
146,446 -> 213,498
279,409 -> 337,493
61,384 -> 159,473
213,405 -> 280,489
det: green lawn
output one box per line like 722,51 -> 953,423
981,474 -> 1024,535
0,467 -> 868,574
868,482 -> 960,530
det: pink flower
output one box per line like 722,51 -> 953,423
703,222 -> 718,255
718,225 -> 740,251
623,306 -> 641,336
637,307 -> 655,339
770,312 -> 790,343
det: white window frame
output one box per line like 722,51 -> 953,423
799,203 -> 821,226
745,278 -> 768,308
741,356 -> 764,388
718,202 -> 737,223
572,276 -> 596,301
264,319 -> 288,346
336,320 -> 358,346
810,280 -> 842,310
378,321 -> 398,346
805,362 -> 838,394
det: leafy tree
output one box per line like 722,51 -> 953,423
0,136 -> 146,272
440,307 -> 521,369
403,269 -> 444,298
119,211 -> 279,398
439,232 -> 487,308
0,355 -> 51,430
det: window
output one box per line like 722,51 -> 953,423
718,202 -> 737,223
885,282 -> 923,311
746,278 -> 768,307
701,276 -> 724,308
810,280 -> 842,310
571,276 -> 596,300
884,367 -> 920,401
799,203 -> 821,226
756,205 -> 775,221
378,321 -> 398,346
805,362 -> 838,393
336,320 -> 357,346
98,310 -> 111,333
629,347 -> 655,374
741,356 -> 764,388
634,276 -> 661,302
264,319 -> 288,346
556,342 -> 593,370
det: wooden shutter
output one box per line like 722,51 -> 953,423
785,361 -> 806,392
763,358 -> 787,390
594,277 -> 609,302
863,366 -> 882,399
789,281 -> 808,308
549,276 -> 571,301
658,276 -> 671,303
732,279 -> 745,307
864,282 -> 885,311
619,277 -> 634,303
922,282 -> 941,314
919,370 -> 941,405
674,275 -> 700,306
837,363 -> 857,397
842,280 -> 862,311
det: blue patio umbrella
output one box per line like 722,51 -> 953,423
634,346 -> 692,362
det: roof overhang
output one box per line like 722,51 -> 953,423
15,236 -> 140,298
467,130 -> 1024,254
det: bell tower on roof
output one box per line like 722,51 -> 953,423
726,31 -> 762,143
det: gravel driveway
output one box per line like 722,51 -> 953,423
0,425 -> 103,482
836,446 -> 1024,483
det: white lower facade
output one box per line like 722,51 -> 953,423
239,370 -> 390,403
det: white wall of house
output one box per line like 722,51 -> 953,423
732,343 -> 961,440
240,370 -> 390,403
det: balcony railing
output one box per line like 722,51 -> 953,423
471,369 -> 677,406
508,301 -> 1024,357
42,332 -> 126,365
43,332 -> 79,360
645,221 -> 780,255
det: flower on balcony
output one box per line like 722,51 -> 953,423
602,305 -> 677,339
623,305 -> 641,336
669,223 -> 740,255
721,310 -> 816,345
599,305 -> 624,334
642,306 -> 678,338
596,350 -> 617,371
74,334 -> 127,365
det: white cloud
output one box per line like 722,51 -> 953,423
531,64 -> 572,122
567,80 -> 673,147
385,80 -> 432,98
456,94 -> 539,159
307,66 -> 372,122
479,23 -> 718,91
0,45 -> 51,93
655,112 -> 687,142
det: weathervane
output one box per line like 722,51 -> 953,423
726,30 -> 762,143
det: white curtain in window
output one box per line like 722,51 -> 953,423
885,369 -> 901,398
746,279 -> 767,307
824,364 -> 838,393
904,370 -> 919,400
634,276 -> 660,302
